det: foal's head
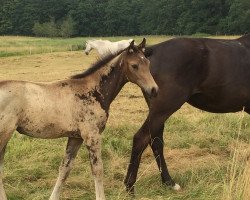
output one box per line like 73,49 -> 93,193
122,39 -> 158,97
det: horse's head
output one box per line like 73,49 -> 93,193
84,40 -> 93,55
122,38 -> 158,98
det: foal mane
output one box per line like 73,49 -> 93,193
71,48 -> 126,79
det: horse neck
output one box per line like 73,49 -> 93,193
89,41 -> 97,49
95,57 -> 128,111
74,55 -> 128,112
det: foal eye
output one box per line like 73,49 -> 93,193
131,64 -> 138,70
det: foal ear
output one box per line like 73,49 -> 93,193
128,40 -> 135,53
138,38 -> 146,52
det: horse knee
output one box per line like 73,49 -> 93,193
132,132 -> 150,154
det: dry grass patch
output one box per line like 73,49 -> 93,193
0,36 -> 249,200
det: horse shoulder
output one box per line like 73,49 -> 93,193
0,81 -> 25,113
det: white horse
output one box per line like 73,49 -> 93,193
84,39 -> 135,57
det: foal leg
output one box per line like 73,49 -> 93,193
0,146 -> 7,200
85,132 -> 105,200
0,126 -> 15,200
49,137 -> 83,200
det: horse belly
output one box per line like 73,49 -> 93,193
18,93 -> 79,138
16,123 -> 81,139
188,89 -> 250,113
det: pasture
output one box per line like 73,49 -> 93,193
0,36 -> 249,200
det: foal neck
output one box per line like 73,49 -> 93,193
72,53 -> 128,112
92,55 -> 128,111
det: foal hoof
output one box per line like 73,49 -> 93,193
172,183 -> 181,191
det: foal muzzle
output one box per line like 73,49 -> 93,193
145,86 -> 159,98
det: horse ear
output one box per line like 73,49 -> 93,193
138,38 -> 146,52
128,40 -> 135,53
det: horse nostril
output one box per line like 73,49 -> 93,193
85,52 -> 89,55
151,87 -> 158,97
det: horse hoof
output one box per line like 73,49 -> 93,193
173,183 -> 181,191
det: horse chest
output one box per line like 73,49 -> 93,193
75,101 -> 108,129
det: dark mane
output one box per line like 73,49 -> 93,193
239,33 -> 250,40
238,33 -> 250,47
144,46 -> 154,58
71,48 -> 126,79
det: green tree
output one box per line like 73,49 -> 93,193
0,0 -> 16,34
223,0 -> 250,34
138,0 -> 158,35
0,0 -> 249,36
176,0 -> 229,35
70,0 -> 107,36
104,0 -> 142,36
32,18 -> 59,37
60,15 -> 76,37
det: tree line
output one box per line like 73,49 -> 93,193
0,0 -> 249,37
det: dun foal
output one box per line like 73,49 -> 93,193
0,39 -> 158,200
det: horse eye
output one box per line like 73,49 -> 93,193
131,64 -> 138,70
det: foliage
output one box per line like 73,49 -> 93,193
60,16 -> 76,38
33,18 -> 59,37
0,0 -> 249,36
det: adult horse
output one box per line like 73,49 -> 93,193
0,39 -> 158,200
84,39 -> 134,56
124,34 -> 250,194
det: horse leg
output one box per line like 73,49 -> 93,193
49,137 -> 83,200
124,115 -> 179,194
124,118 -> 151,194
0,129 -> 15,200
124,87 -> 189,194
85,132 -> 105,200
0,146 -> 7,200
149,115 -> 181,190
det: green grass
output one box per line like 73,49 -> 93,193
0,35 -> 239,58
0,35 -> 249,200
0,35 -> 175,58
4,116 -> 249,199
0,36 -> 86,57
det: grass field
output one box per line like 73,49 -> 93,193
0,36 -> 249,200
0,36 -> 174,57
0,35 -> 238,57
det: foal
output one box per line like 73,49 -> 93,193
0,39 -> 158,200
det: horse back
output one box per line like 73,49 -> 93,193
199,37 -> 250,88
147,36 -> 250,112
147,38 -> 209,89
148,36 -> 250,87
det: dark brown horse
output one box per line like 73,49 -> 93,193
124,34 -> 250,194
